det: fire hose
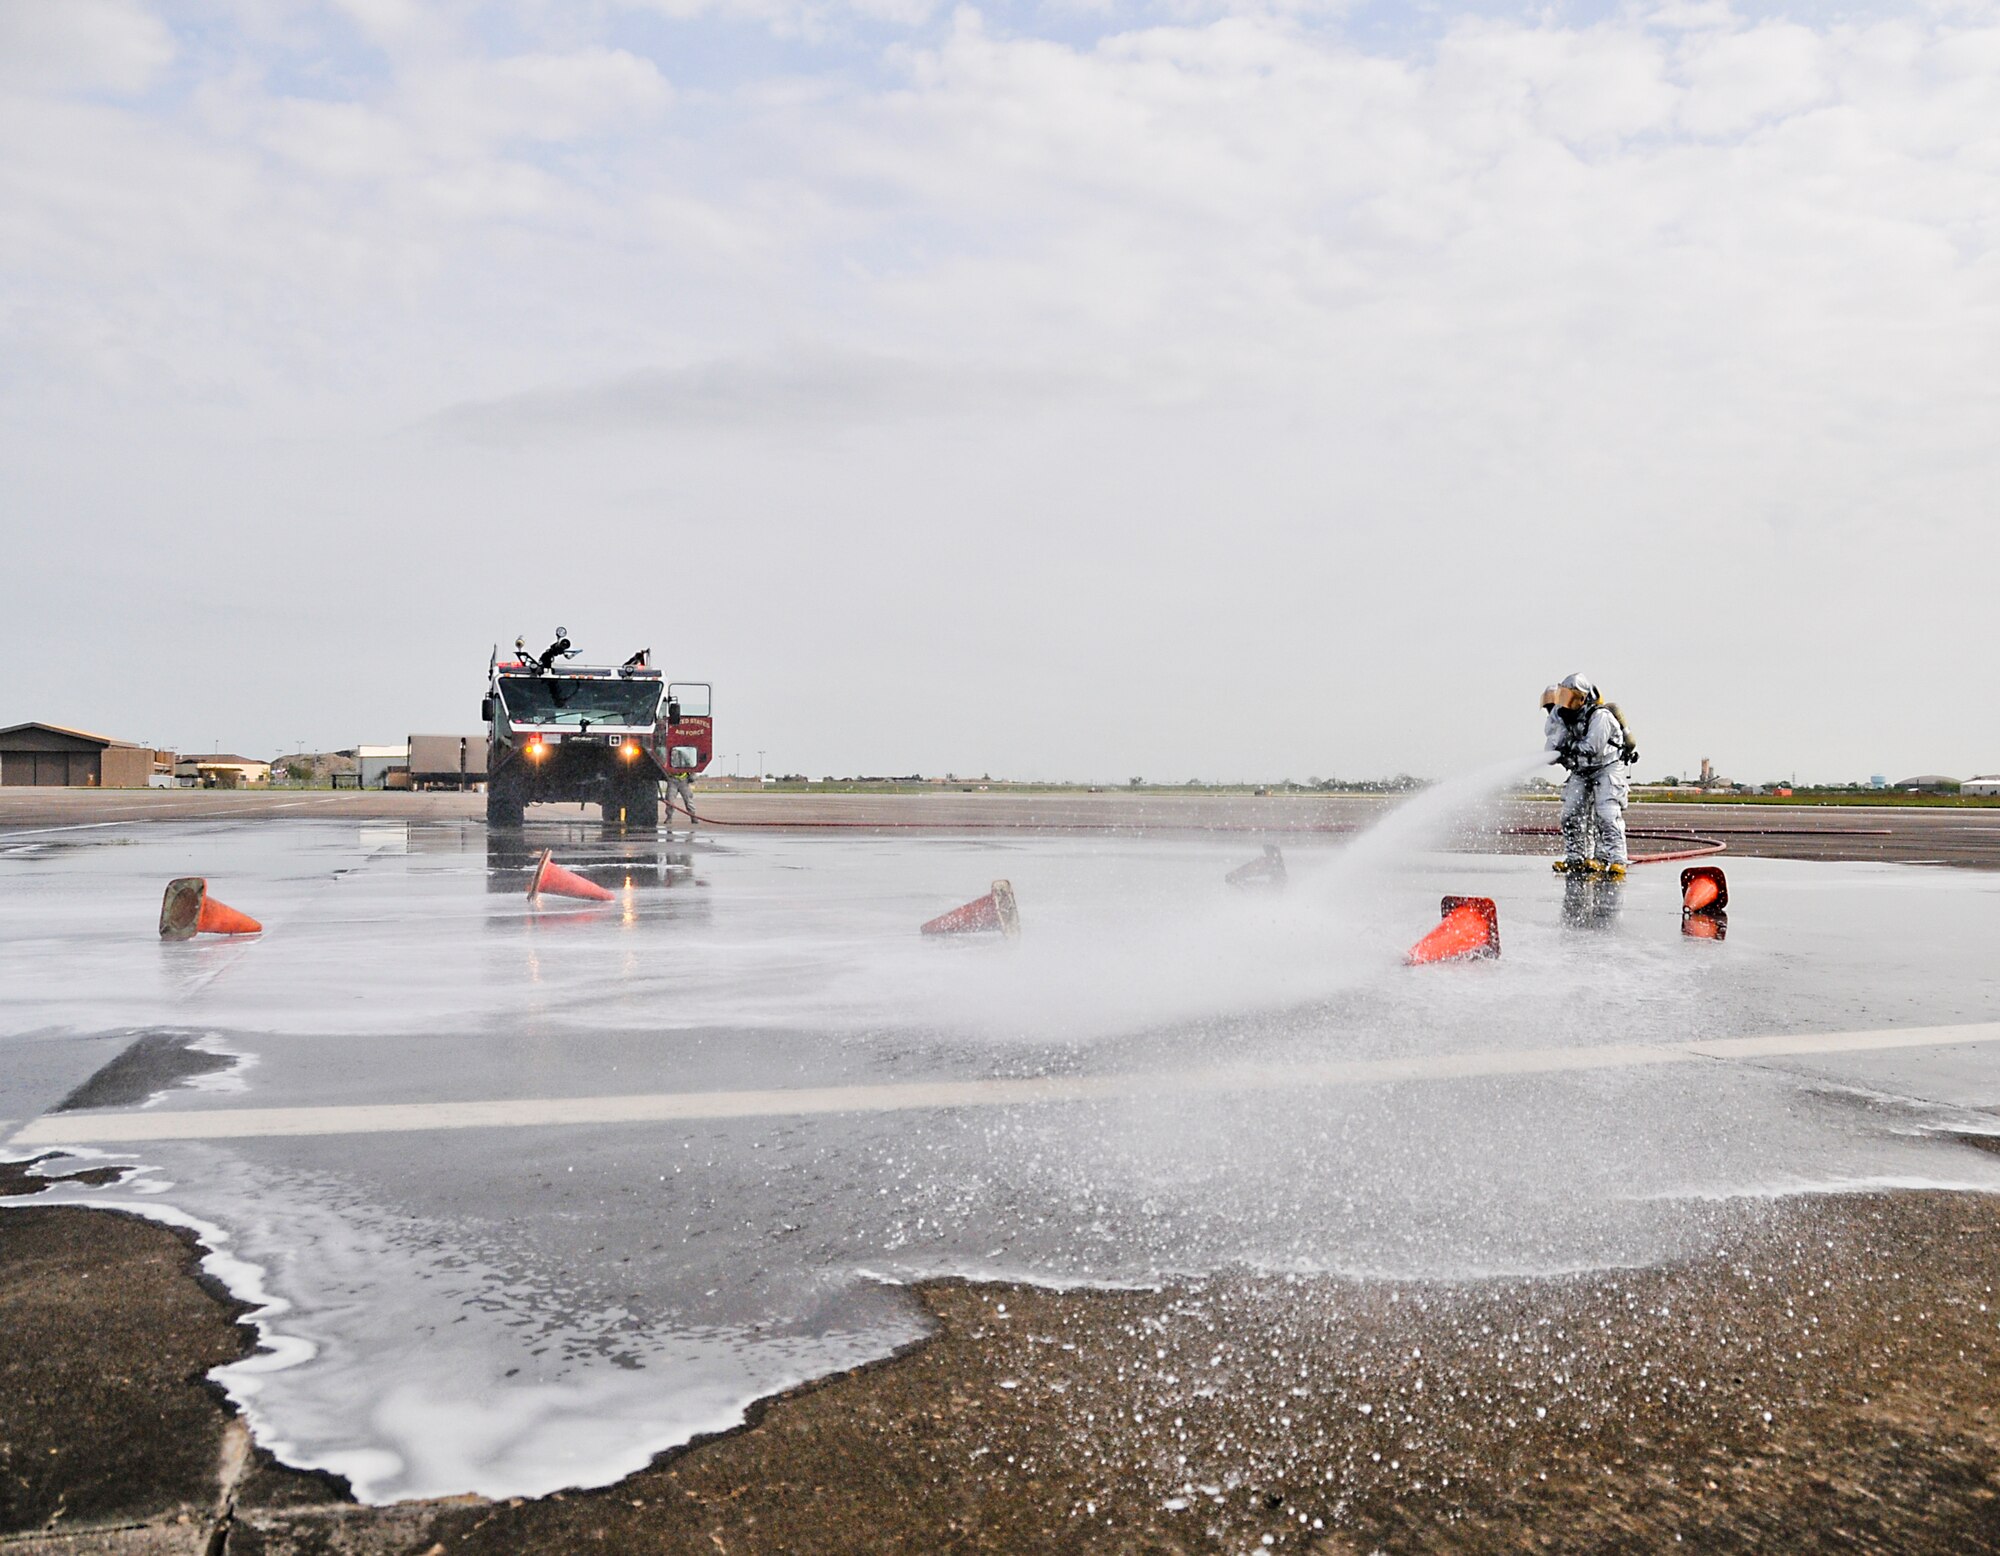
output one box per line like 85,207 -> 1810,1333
1501,825 -> 1726,865
1504,820 -> 1894,866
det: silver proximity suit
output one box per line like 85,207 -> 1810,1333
1545,697 -> 1630,866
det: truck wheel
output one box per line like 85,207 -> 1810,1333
486,772 -> 525,829
605,773 -> 658,832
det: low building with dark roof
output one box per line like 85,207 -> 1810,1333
0,722 -> 157,787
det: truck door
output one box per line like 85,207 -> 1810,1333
665,683 -> 713,773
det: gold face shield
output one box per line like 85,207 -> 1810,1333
1550,684 -> 1587,712
1540,686 -> 1560,710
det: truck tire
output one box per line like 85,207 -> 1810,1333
486,769 -> 526,829
605,772 -> 658,832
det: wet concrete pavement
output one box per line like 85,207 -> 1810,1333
4,797 -> 2000,1549
6,786 -> 1999,867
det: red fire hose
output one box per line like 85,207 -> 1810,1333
1501,825 -> 1726,864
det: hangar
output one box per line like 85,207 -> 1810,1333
0,722 -> 156,787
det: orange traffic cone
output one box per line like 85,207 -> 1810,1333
921,880 -> 1021,938
1226,845 -> 1287,890
529,849 -> 616,903
1681,866 -> 1728,915
159,878 -> 263,941
1405,895 -> 1500,966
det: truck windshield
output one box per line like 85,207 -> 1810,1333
498,677 -> 662,727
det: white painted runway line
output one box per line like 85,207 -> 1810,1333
14,1023 -> 2000,1147
0,820 -> 133,839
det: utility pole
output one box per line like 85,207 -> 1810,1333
757,749 -> 766,785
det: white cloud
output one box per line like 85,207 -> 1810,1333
612,0 -> 946,42
329,0 -> 450,51
252,46 -> 671,184
1678,21 -> 1831,137
403,48 -> 672,151
0,0 -> 174,93
259,96 -> 423,180
1435,22 -> 1679,146
421,344 -> 1105,444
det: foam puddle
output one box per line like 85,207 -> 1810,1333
13,1149 -> 923,1503
6,777 -> 2000,1504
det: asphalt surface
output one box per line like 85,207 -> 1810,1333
4,792 -> 2000,1552
5,786 -> 1999,867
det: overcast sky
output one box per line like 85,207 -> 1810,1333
3,0 -> 1996,783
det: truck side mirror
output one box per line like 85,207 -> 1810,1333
481,697 -> 494,722
666,699 -> 681,723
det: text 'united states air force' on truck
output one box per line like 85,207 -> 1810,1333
483,633 -> 713,830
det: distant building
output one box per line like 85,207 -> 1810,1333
0,722 -> 157,787
1894,774 -> 1960,793
407,735 -> 487,790
175,754 -> 272,788
1964,776 -> 2000,798
356,744 -> 410,789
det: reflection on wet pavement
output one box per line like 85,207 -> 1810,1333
483,829 -> 702,896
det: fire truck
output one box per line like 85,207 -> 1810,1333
483,632 -> 712,829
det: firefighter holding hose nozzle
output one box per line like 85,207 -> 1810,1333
1542,673 -> 1640,879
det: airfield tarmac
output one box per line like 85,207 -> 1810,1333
4,784 -> 2000,868
4,791 -> 2000,1552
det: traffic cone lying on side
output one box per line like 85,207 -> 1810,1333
921,879 -> 1021,938
159,878 -> 263,941
1681,866 -> 1728,941
529,849 -> 616,903
1226,845 -> 1287,890
1681,866 -> 1728,915
1405,895 -> 1500,966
